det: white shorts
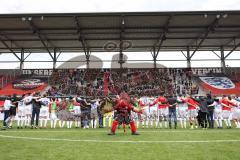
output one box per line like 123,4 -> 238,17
141,106 -> 150,120
25,106 -> 32,115
131,112 -> 138,120
40,107 -> 49,117
147,106 -> 157,120
178,109 -> 188,119
91,108 -> 98,119
214,109 -> 222,120
222,110 -> 231,119
18,108 -> 25,117
157,108 -> 168,118
232,109 -> 240,120
50,113 -> 58,120
188,109 -> 198,118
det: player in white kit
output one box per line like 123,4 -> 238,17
140,96 -> 151,128
91,100 -> 99,129
131,96 -> 144,128
73,99 -> 81,128
149,97 -> 158,128
39,95 -> 50,128
150,93 -> 169,129
177,95 -> 188,129
17,94 -> 26,129
231,97 -> 240,128
23,93 -> 33,128
210,98 -> 223,128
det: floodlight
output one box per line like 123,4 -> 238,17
222,14 -> 228,18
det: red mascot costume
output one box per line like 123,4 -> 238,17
108,92 -> 141,135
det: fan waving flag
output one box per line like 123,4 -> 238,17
103,71 -> 110,96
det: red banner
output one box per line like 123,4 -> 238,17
103,72 -> 109,96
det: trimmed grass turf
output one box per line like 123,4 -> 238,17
0,128 -> 240,160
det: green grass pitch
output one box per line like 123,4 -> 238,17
0,127 -> 240,160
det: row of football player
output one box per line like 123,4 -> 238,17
1,92 -> 101,129
132,94 -> 240,129
2,93 -> 240,129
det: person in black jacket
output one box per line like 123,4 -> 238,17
206,94 -> 214,128
167,95 -> 178,129
29,92 -> 45,129
8,93 -> 19,128
77,97 -> 91,129
194,96 -> 209,129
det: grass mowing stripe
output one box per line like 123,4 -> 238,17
1,134 -> 240,143
1,129 -> 240,133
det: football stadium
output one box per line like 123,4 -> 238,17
0,1 -> 240,160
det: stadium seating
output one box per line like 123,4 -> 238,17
46,68 -> 218,96
1,68 -> 240,97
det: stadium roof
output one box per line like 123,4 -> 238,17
0,10 -> 240,56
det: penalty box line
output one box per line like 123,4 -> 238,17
0,134 -> 240,143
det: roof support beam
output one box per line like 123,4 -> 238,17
1,36 -> 240,42
186,46 -> 191,68
53,48 -> 57,69
221,33 -> 240,48
220,46 -> 226,73
211,50 -> 221,58
154,16 -> 172,55
24,52 -> 32,61
74,16 -> 91,68
118,16 -> 125,69
20,48 -> 24,70
26,20 -> 54,60
190,18 -> 220,59
1,25 -> 240,31
224,41 -> 240,59
0,37 -> 20,61
56,52 -> 62,60
2,59 -> 240,63
74,16 -> 89,55
85,50 -> 91,69
0,33 -> 25,52
180,51 -> 187,59
152,47 -> 158,68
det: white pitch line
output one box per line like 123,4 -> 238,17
0,134 -> 240,143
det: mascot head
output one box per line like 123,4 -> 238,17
119,91 -> 130,103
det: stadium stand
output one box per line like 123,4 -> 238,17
1,68 -> 240,97
0,68 -> 240,96
24,67 -> 237,97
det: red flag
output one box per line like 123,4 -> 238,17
103,72 -> 109,96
